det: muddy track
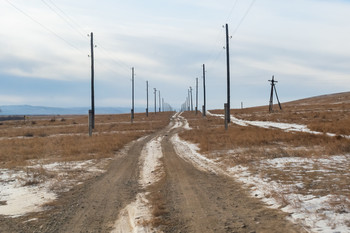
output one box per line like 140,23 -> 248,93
149,116 -> 305,233
0,132 -> 156,233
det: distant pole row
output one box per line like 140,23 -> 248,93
180,63 -> 206,117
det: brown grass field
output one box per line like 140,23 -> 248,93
210,91 -> 350,135
0,112 -> 173,168
179,92 -> 350,221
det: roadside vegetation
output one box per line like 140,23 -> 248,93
0,112 -> 173,168
211,92 -> 350,135
179,93 -> 350,230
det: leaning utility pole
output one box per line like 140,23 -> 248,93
90,32 -> 95,130
268,75 -> 282,113
154,88 -> 157,114
131,67 -> 135,122
195,77 -> 198,115
202,64 -> 206,116
158,90 -> 161,112
146,81 -> 149,117
225,23 -> 231,123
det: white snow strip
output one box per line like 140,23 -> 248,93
112,135 -> 164,233
207,111 -> 350,138
111,193 -> 154,233
171,134 -> 222,175
227,155 -> 350,233
170,130 -> 350,233
178,112 -> 192,130
139,136 -> 164,187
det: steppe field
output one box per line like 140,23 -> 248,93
0,92 -> 349,233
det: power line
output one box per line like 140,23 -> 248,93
5,0 -> 84,54
41,0 -> 131,76
225,0 -> 239,22
45,0 -> 87,38
231,0 -> 256,38
41,0 -> 86,39
93,42 -> 130,72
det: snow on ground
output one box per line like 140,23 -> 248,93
111,193 -> 153,233
171,134 -> 220,174
112,136 -> 164,233
139,136 -> 164,187
207,111 -> 350,139
0,159 -> 109,217
171,130 -> 350,233
171,112 -> 191,130
228,155 -> 350,233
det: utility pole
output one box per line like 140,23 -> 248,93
225,24 -> 231,123
268,75 -> 282,112
90,32 -> 95,129
162,98 -> 164,112
154,88 -> 157,114
190,87 -> 193,111
131,67 -> 135,122
158,90 -> 161,112
202,64 -> 206,117
146,81 -> 149,117
187,89 -> 190,111
196,77 -> 198,115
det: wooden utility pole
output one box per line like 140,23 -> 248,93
154,88 -> 157,114
146,81 -> 149,117
187,89 -> 190,111
195,78 -> 198,115
131,67 -> 135,122
158,90 -> 161,112
202,64 -> 206,116
90,32 -> 95,129
225,24 -> 231,123
190,87 -> 193,111
268,75 -> 282,112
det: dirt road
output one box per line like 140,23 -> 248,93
0,113 -> 304,232
150,114 -> 304,232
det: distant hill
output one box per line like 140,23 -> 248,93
0,105 -> 145,116
284,91 -> 350,105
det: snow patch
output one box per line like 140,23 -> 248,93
112,135 -> 165,232
0,159 -> 109,217
0,169 -> 56,217
139,136 -> 164,187
111,193 -> 154,233
170,131 -> 350,233
207,111 -> 350,138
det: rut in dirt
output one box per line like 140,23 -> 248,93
0,113 -> 306,233
147,114 -> 305,233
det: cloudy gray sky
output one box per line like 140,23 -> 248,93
1,0 -> 350,110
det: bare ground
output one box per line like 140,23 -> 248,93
0,115 -> 305,232
147,118 -> 305,233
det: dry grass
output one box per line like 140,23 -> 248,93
0,112 -> 173,168
211,92 -> 350,135
180,111 -> 350,166
180,97 -> 350,227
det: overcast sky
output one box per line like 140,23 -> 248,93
1,0 -> 350,110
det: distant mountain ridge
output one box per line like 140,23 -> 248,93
0,105 -> 145,115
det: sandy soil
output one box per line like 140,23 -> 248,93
0,113 -> 305,232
